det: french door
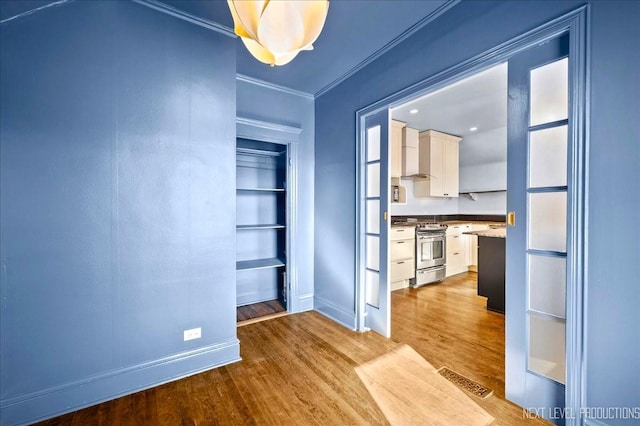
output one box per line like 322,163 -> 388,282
361,109 -> 391,338
506,33 -> 571,423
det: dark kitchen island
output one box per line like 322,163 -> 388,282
464,227 -> 506,314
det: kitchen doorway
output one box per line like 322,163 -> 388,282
386,61 -> 510,411
355,8 -> 587,424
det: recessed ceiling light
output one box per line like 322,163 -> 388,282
409,109 -> 419,114
470,127 -> 478,131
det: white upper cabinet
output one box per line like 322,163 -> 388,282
390,120 -> 406,178
401,127 -> 419,176
414,130 -> 461,197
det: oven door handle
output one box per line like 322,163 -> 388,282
418,235 -> 445,242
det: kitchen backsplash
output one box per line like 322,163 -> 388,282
458,190 -> 506,215
390,179 -> 458,215
390,181 -> 506,216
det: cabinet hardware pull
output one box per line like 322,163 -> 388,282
397,229 -> 404,232
397,261 -> 405,264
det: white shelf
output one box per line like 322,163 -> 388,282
237,258 -> 286,271
459,189 -> 506,194
237,224 -> 285,230
236,147 -> 284,157
237,188 -> 285,192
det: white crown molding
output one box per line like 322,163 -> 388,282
314,0 -> 461,98
236,74 -> 315,100
132,0 -> 236,38
0,0 -> 72,25
236,116 -> 303,137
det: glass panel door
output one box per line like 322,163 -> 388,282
506,33 -> 569,423
527,57 -> 569,386
362,109 -> 390,337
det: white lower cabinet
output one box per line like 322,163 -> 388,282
391,239 -> 413,261
445,224 -> 471,277
390,226 -> 415,290
392,222 -> 501,282
468,224 -> 490,272
390,259 -> 415,283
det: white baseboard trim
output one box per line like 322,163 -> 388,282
390,279 -> 410,291
1,339 -> 240,426
314,295 -> 356,330
297,293 -> 314,312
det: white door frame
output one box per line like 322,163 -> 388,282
354,6 -> 588,424
236,117 -> 301,313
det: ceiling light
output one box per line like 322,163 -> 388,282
470,127 -> 478,131
409,109 -> 419,114
228,1 -> 330,67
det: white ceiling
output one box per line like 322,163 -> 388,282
391,62 -> 508,138
392,62 -> 508,166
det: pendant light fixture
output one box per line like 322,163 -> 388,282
227,0 -> 330,67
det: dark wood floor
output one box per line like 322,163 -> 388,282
37,272 -> 548,425
237,299 -> 286,322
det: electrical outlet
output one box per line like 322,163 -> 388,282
183,327 -> 201,341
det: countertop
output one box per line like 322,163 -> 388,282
391,221 -> 422,227
391,220 -> 505,228
463,228 -> 506,238
441,220 -> 506,226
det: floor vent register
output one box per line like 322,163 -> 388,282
437,367 -> 494,399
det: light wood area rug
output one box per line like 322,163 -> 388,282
355,345 -> 495,426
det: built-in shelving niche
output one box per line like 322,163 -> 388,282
236,138 -> 288,323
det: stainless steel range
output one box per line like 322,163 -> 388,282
412,223 -> 448,287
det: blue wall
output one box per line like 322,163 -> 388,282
315,0 -> 639,423
586,0 -> 640,422
0,1 -> 239,424
315,0 -> 584,327
236,80 -> 315,313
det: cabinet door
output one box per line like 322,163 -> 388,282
415,130 -> 460,197
446,224 -> 463,236
469,224 -> 490,266
390,259 -> 415,282
390,239 -> 414,261
469,235 -> 479,266
446,251 -> 466,277
402,127 -> 419,176
443,139 -> 459,197
429,137 -> 445,196
390,121 -> 403,178
390,226 -> 415,240
447,234 -> 464,252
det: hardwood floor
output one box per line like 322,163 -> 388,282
37,273 -> 548,425
390,272 -> 547,424
237,299 -> 286,322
